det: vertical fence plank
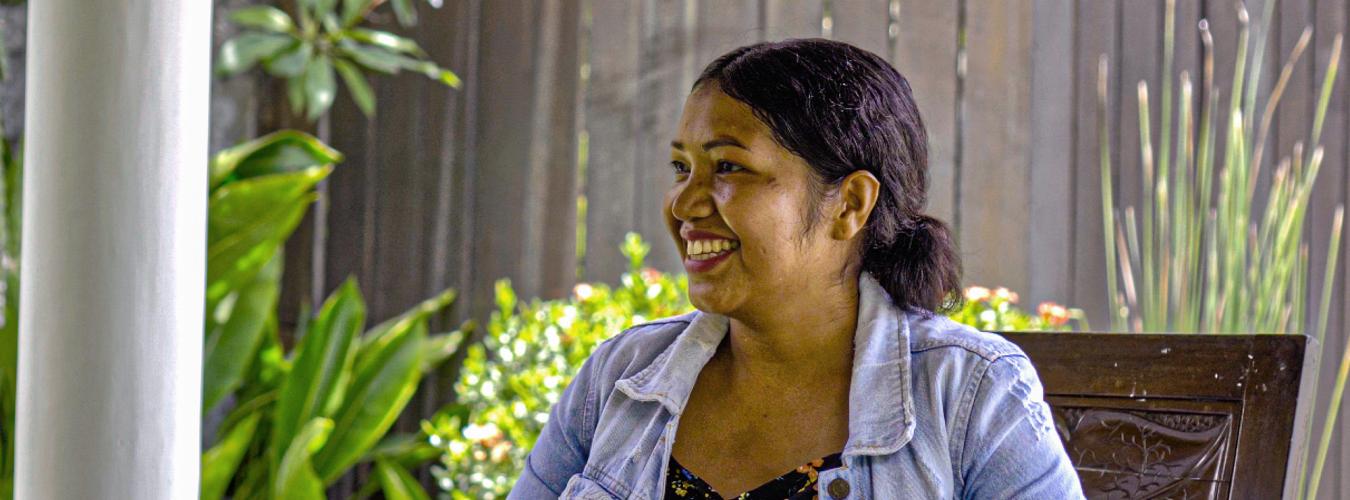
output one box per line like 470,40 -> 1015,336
831,0 -> 891,59
960,0 -> 1032,294
1312,1 -> 1349,498
583,0 -> 641,284
763,0 -> 822,40
694,0 -> 761,68
1027,0 -> 1074,306
892,0 -> 959,228
1116,0 -> 1160,240
472,0 -> 545,317
536,0 -> 584,300
1071,0 -> 1118,329
636,0 -> 693,276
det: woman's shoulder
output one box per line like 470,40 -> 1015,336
905,311 -> 1028,363
581,311 -> 698,379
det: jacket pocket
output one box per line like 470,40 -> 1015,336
560,473 -> 622,499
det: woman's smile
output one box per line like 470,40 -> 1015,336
681,229 -> 741,272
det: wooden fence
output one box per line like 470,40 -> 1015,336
225,0 -> 1349,497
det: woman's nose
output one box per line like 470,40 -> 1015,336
670,174 -> 714,222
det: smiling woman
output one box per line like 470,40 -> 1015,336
510,39 -> 1084,500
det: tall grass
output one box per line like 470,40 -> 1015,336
1099,1 -> 1345,497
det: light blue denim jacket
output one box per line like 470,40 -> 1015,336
511,274 -> 1084,499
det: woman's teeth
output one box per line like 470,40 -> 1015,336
686,239 -> 740,260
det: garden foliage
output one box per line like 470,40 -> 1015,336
1098,2 -> 1346,497
218,0 -> 459,121
201,130 -> 463,500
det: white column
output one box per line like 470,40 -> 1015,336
15,0 -> 211,498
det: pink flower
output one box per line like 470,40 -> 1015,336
572,283 -> 595,301
964,286 -> 991,302
640,267 -> 663,283
994,287 -> 1019,304
1037,302 -> 1069,326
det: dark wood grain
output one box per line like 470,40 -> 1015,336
1003,332 -> 1318,499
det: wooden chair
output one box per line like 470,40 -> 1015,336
1001,332 -> 1319,499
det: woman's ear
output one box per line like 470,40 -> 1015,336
831,170 -> 880,240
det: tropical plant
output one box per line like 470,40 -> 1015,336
200,130 -> 465,499
217,0 -> 459,122
1098,1 -> 1346,497
0,114 -> 21,500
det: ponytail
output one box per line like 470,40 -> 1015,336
862,215 -> 962,315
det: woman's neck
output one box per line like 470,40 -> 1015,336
717,276 -> 860,388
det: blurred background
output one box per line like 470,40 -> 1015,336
2,0 -> 1349,498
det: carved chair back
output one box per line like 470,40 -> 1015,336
1001,332 -> 1318,499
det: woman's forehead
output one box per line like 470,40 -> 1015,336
674,87 -> 774,145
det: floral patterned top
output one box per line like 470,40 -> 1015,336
664,452 -> 844,499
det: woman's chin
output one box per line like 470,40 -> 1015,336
687,285 -> 740,316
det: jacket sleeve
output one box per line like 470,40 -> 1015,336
507,341 -> 609,499
958,354 -> 1085,500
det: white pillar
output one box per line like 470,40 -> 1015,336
15,0 -> 211,498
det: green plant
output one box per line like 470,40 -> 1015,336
426,233 -> 691,499
217,0 -> 459,122
947,286 -> 1088,332
201,130 -> 464,499
0,116 -> 20,500
1099,1 -> 1345,497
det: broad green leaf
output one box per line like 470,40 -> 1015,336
271,279 -> 366,471
339,43 -> 401,74
312,320 -> 427,482
374,458 -> 430,500
200,412 -> 262,500
206,167 -> 328,307
210,130 -> 342,190
333,58 -> 375,117
304,56 -> 337,122
341,0 -> 376,27
202,252 -> 281,414
218,33 -> 294,77
356,288 -> 455,370
229,6 -> 295,33
391,0 -> 417,26
312,0 -> 340,16
273,417 -> 334,500
420,329 -> 465,374
363,432 -> 441,468
265,41 -> 313,78
208,166 -> 329,247
287,75 -> 309,120
347,28 -> 426,56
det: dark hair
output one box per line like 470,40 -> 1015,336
693,38 -> 962,314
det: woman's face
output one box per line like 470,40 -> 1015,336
665,86 -> 851,317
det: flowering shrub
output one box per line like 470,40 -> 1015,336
426,234 -> 690,499
427,234 -> 1085,497
947,286 -> 1089,332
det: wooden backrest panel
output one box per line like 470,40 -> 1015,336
1000,333 -> 1318,500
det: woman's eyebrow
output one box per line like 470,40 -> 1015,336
669,136 -> 748,151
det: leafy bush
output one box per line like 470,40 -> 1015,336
217,0 -> 458,121
947,286 -> 1089,332
426,234 -> 1082,497
202,131 -> 463,500
425,233 -> 689,499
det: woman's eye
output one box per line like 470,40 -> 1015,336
670,160 -> 690,175
716,161 -> 744,173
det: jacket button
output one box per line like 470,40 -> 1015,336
827,478 -> 850,499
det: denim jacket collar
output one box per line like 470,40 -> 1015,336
613,272 -> 916,458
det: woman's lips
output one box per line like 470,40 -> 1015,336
683,247 -> 735,273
